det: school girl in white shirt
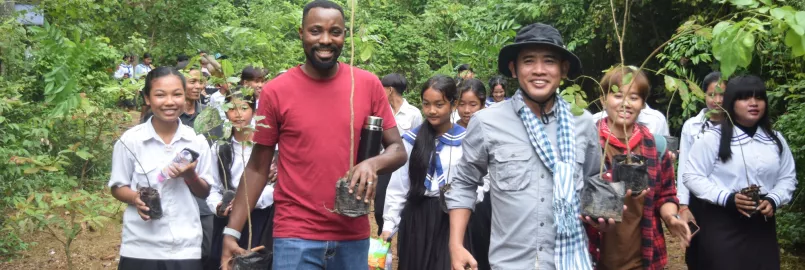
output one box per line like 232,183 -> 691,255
206,90 -> 275,270
676,71 -> 724,224
683,75 -> 796,269
381,75 -> 478,270
108,67 -> 214,270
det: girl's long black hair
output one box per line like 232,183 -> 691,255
406,75 -> 458,206
216,87 -> 256,190
718,75 -> 783,162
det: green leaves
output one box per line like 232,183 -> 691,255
711,21 -> 756,78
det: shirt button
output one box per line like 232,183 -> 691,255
541,174 -> 545,179
539,247 -> 543,251
541,198 -> 545,202
540,222 -> 544,227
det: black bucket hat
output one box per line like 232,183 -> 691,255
498,23 -> 582,79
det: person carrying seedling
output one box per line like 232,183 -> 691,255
586,66 -> 690,270
683,75 -> 796,269
206,89 -> 275,270
445,23 -> 613,270
675,71 -> 724,238
219,1 -> 407,269
108,67 -> 214,270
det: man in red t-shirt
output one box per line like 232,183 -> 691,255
220,1 -> 407,269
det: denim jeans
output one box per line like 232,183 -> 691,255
273,238 -> 369,270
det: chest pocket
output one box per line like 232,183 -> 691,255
132,162 -> 159,190
492,146 -> 533,191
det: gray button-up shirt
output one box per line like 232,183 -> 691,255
446,96 -> 600,270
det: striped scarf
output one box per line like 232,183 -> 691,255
514,90 -> 592,269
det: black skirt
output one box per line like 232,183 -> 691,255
685,197 -> 780,270
119,257 -> 201,270
398,197 -> 471,270
469,191 -> 492,270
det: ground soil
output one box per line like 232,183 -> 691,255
3,212 -> 805,269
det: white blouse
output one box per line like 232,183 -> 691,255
677,109 -> 719,205
683,126 -> 796,208
207,138 -> 275,213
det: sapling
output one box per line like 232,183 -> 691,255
117,139 -> 162,219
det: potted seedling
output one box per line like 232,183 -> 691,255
117,140 -> 163,220
334,0 -> 372,217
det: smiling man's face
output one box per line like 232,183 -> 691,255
299,7 -> 345,72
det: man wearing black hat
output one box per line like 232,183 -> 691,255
445,23 -> 616,270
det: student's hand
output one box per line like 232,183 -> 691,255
268,160 -> 278,184
132,196 -> 150,221
216,202 -> 233,217
379,231 -> 393,242
349,160 -> 378,203
626,188 -> 650,201
666,215 -> 692,248
450,244 -> 478,270
734,193 -> 757,217
758,199 -> 774,217
679,205 -> 696,224
221,236 -> 246,270
169,160 -> 198,179
580,215 -> 619,232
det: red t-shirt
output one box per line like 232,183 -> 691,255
254,63 -> 397,241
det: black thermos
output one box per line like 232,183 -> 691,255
357,116 -> 384,163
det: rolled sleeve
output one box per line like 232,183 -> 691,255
108,140 -> 135,188
446,116 -> 488,211
683,132 -> 732,207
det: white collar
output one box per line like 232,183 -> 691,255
138,117 -> 196,144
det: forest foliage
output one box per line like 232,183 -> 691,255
1,0 -> 805,260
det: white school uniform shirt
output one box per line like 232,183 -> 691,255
134,64 -> 152,79
107,117 -> 214,260
683,126 -> 797,208
209,91 -> 227,120
114,63 -> 134,80
207,138 -> 275,213
592,104 -> 670,136
393,98 -> 423,135
382,124 -> 482,233
677,109 -> 719,205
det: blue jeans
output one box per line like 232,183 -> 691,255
273,238 -> 369,270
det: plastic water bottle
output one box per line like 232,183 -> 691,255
157,149 -> 194,182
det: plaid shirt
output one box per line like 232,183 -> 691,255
586,124 -> 679,270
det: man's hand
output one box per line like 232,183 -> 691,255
666,216 -> 692,248
349,160 -> 378,203
220,236 -> 246,270
133,195 -> 150,221
450,244 -> 478,270
758,199 -> 774,217
734,193 -> 757,217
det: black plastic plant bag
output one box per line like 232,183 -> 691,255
233,249 -> 272,270
612,154 -> 649,195
139,187 -> 163,220
664,136 -> 680,152
334,177 -> 370,217
439,183 -> 451,214
581,175 -> 625,222
740,184 -> 762,215
218,190 -> 236,215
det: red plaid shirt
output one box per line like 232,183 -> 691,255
586,123 -> 679,270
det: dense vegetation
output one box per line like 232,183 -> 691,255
1,0 -> 805,263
